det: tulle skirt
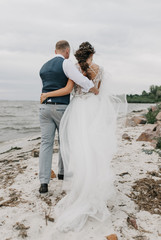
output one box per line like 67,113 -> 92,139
54,92 -> 118,232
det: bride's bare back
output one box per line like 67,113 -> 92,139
73,63 -> 103,96
88,63 -> 99,80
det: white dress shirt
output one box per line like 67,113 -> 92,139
54,54 -> 94,92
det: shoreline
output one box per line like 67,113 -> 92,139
0,102 -> 154,146
0,111 -> 161,240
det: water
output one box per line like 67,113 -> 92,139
0,101 -> 40,143
0,101 -> 154,144
127,103 -> 153,113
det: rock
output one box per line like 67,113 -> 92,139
132,116 -> 147,125
151,139 -> 157,148
136,130 -> 155,142
126,116 -> 146,127
51,170 -> 56,179
156,123 -> 161,137
127,216 -> 138,230
156,112 -> 161,121
122,133 -> 131,141
119,172 -> 130,177
47,216 -> 55,222
106,234 -> 118,240
132,109 -> 144,113
143,123 -> 157,131
31,149 -> 39,158
125,118 -> 137,127
151,105 -> 157,112
142,149 -> 153,155
138,122 -> 161,145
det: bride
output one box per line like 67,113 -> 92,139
40,42 -> 119,232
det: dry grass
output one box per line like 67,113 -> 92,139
130,177 -> 161,215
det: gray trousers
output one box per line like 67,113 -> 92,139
39,104 -> 67,184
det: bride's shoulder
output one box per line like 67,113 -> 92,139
90,63 -> 99,70
90,63 -> 103,74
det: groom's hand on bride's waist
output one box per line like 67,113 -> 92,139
89,87 -> 99,95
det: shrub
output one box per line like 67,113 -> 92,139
145,108 -> 159,124
156,137 -> 161,150
156,103 -> 161,111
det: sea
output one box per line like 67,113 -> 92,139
0,100 -> 154,144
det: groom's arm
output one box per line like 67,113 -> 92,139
63,59 -> 94,92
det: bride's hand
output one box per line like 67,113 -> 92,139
40,93 -> 47,104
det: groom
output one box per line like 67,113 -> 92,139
39,40 -> 98,193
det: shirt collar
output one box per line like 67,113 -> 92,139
55,54 -> 65,59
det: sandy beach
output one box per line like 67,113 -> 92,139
0,110 -> 161,240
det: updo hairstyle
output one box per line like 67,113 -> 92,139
74,42 -> 95,79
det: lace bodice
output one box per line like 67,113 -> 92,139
73,64 -> 103,97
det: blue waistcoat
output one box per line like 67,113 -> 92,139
40,57 -> 70,104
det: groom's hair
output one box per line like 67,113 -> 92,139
55,40 -> 70,51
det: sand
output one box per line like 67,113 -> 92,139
0,112 -> 161,240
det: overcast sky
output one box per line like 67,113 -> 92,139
0,0 -> 161,100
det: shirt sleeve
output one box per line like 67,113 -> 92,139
63,59 -> 94,92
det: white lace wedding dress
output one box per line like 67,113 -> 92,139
54,65 -> 118,232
